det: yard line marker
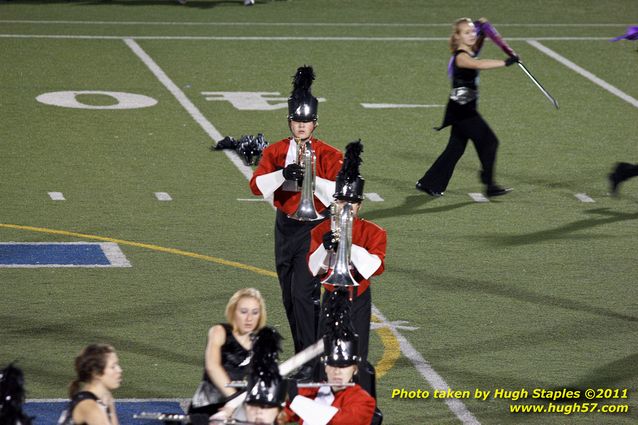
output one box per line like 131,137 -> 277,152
372,306 -> 480,425
361,103 -> 443,109
574,193 -> 595,203
154,192 -> 172,201
468,193 -> 489,203
0,34 -> 612,42
48,192 -> 65,201
364,192 -> 384,202
1,20 -> 630,27
129,40 -> 477,424
528,40 -> 638,109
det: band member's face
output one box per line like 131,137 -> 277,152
289,120 -> 316,140
234,296 -> 261,335
245,404 -> 280,424
325,364 -> 357,392
97,352 -> 123,391
457,22 -> 477,48
335,200 -> 361,217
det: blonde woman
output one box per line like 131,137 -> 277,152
417,17 -> 517,198
189,288 -> 267,416
59,344 -> 122,425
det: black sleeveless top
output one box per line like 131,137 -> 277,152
58,391 -> 110,425
437,50 -> 480,130
202,323 -> 251,390
451,49 -> 479,90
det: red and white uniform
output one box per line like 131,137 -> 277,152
249,137 -> 343,214
307,217 -> 387,296
249,136 -> 343,354
283,384 -> 376,425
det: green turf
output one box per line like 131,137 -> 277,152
1,1 -> 637,424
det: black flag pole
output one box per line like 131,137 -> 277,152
517,61 -> 559,109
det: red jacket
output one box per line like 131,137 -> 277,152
283,384 -> 375,425
308,217 -> 387,296
249,137 -> 343,215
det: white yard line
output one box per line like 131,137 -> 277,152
126,38 -> 478,424
48,191 -> 65,200
0,34 -> 612,41
527,40 -> 638,109
574,193 -> 596,203
468,193 -> 489,203
372,306 -> 480,425
100,242 -> 132,267
154,192 -> 173,201
0,20 -> 630,27
123,38 -> 253,181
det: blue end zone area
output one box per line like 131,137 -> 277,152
25,400 -> 184,425
0,242 -> 130,267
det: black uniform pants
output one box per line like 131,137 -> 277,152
419,115 -> 500,192
275,210 -> 325,353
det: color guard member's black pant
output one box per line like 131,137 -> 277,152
419,115 -> 500,192
275,210 -> 324,353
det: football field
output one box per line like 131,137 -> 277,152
1,1 -> 637,424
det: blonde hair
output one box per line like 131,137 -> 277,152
225,288 -> 267,332
449,17 -> 476,53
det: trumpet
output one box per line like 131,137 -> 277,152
288,139 -> 323,221
322,202 -> 358,287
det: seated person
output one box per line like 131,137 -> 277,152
211,327 -> 288,425
58,344 -> 122,425
189,288 -> 267,416
280,289 -> 375,425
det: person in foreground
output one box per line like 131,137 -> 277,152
416,17 -> 517,198
209,327 -> 288,425
279,289 -> 376,425
58,344 -> 122,425
189,288 -> 267,416
249,65 -> 343,376
307,140 -> 386,398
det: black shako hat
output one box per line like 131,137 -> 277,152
334,140 -> 365,202
245,327 -> 288,408
287,65 -> 318,122
321,288 -> 360,366
0,363 -> 33,425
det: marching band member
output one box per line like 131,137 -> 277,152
280,289 -> 376,425
210,327 -> 289,425
416,17 -> 516,198
250,66 -> 343,370
307,140 -> 387,396
188,288 -> 267,417
58,344 -> 122,425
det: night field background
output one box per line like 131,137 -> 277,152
0,1 -> 637,424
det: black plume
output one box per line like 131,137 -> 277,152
323,288 -> 356,341
338,140 -> 364,182
250,327 -> 282,386
0,363 -> 33,425
291,65 -> 315,98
